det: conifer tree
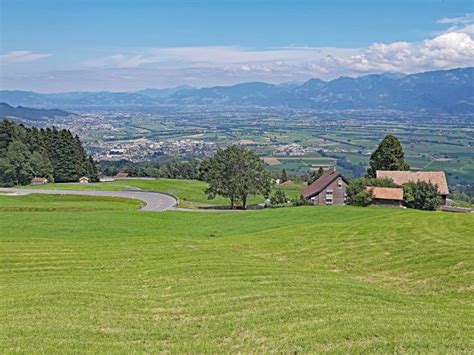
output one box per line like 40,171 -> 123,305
366,135 -> 410,178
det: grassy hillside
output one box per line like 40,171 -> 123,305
21,178 -> 306,207
1,193 -> 473,352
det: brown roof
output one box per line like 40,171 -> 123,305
367,186 -> 404,201
115,172 -> 129,178
302,169 -> 349,199
376,170 -> 449,195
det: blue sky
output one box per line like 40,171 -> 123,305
1,0 -> 473,91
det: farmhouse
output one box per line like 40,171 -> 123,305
302,168 -> 349,205
367,186 -> 404,208
376,170 -> 449,205
79,176 -> 90,184
114,172 -> 129,179
31,177 -> 48,185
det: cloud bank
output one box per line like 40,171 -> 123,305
0,50 -> 51,65
2,15 -> 473,91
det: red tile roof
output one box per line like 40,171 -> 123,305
376,170 -> 449,195
367,186 -> 404,201
302,169 -> 348,199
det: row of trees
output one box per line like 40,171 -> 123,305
0,120 -> 98,187
99,160 -> 203,180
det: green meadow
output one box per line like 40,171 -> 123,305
21,179 -> 305,207
1,192 -> 473,352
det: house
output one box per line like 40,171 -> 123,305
376,170 -> 449,205
114,172 -> 129,179
302,168 -> 349,205
79,176 -> 89,184
367,186 -> 404,208
31,177 -> 48,185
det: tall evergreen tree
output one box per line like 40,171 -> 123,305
0,120 -> 99,186
366,135 -> 410,178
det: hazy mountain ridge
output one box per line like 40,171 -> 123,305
0,67 -> 472,113
0,102 -> 75,120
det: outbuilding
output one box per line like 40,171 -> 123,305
114,172 -> 129,179
376,170 -> 449,205
79,176 -> 90,184
366,186 -> 404,208
31,177 -> 48,185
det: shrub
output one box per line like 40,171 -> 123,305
291,194 -> 309,207
270,190 -> 288,205
352,190 -> 373,206
403,181 -> 441,211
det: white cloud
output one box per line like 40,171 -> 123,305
438,13 -> 474,34
3,16 -> 474,91
82,29 -> 474,83
438,13 -> 473,25
0,50 -> 51,64
329,32 -> 474,74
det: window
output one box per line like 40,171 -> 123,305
326,189 -> 333,195
338,178 -> 343,189
326,198 -> 333,205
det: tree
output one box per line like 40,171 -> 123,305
366,135 -> 410,178
30,150 -> 54,181
347,177 -> 397,206
403,181 -> 442,211
280,169 -> 288,182
307,167 -> 324,185
0,120 -> 98,186
4,140 -> 33,185
205,146 -> 271,210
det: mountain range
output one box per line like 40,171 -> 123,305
0,67 -> 472,113
0,102 -> 75,120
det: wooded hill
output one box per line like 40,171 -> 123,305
0,120 -> 98,187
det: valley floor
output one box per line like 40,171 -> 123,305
0,194 -> 473,352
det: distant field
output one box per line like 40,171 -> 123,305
21,179 -> 302,208
263,157 -> 281,165
0,194 -> 472,352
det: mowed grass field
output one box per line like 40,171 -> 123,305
1,193 -> 473,352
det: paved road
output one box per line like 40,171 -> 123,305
0,188 -> 177,211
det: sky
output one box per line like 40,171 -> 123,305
0,0 -> 473,92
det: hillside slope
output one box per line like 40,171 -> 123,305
0,194 -> 472,352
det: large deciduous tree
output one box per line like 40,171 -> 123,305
205,146 -> 271,210
366,135 -> 410,178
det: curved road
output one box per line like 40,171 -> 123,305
0,188 -> 177,211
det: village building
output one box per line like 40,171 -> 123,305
114,172 -> 129,179
376,170 -> 449,205
79,176 -> 90,184
302,168 -> 349,205
367,186 -> 404,208
31,177 -> 48,185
